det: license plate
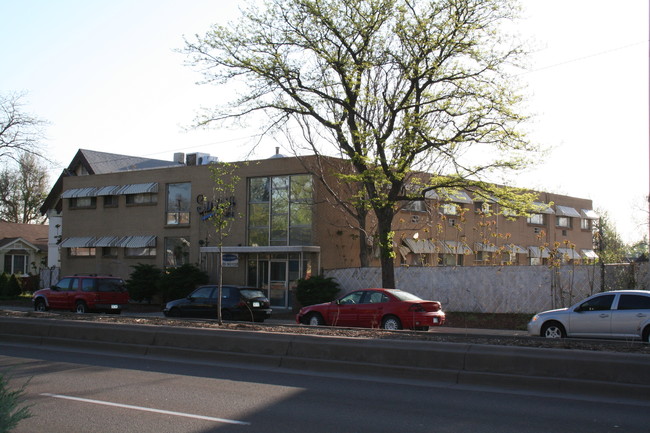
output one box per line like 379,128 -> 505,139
433,317 -> 439,324
111,304 -> 119,309
252,302 -> 260,307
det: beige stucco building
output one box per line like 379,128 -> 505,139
42,149 -> 598,308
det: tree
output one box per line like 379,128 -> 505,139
594,211 -> 626,264
185,0 -> 537,288
0,93 -> 46,163
158,264 -> 209,303
0,152 -> 49,224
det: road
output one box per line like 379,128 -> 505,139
1,342 -> 648,433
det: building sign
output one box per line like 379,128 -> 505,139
222,253 -> 239,268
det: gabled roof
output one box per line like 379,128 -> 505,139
0,222 -> 48,251
41,149 -> 182,215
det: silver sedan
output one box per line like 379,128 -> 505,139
528,290 -> 650,342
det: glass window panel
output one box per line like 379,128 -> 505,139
290,203 -> 312,226
249,203 -> 269,227
248,228 -> 269,246
289,227 -> 311,245
167,183 -> 191,225
290,175 -> 313,201
249,178 -> 270,202
164,237 -> 190,267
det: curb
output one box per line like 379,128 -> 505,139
1,317 -> 649,401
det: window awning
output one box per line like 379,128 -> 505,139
504,244 -> 528,254
474,242 -> 498,252
95,185 -> 122,196
581,249 -> 599,259
60,237 -> 96,248
117,182 -> 158,195
437,241 -> 472,255
528,246 -> 550,258
61,187 -> 98,198
530,202 -> 555,214
121,235 -> 157,248
555,205 -> 581,218
93,236 -> 123,247
580,209 -> 599,220
424,189 -> 473,204
404,238 -> 438,254
558,248 -> 581,260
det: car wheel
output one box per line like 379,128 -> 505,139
34,299 -> 47,312
642,326 -> 650,343
306,313 -> 325,326
221,310 -> 234,321
166,307 -> 181,317
381,315 -> 402,330
541,321 -> 566,338
75,301 -> 88,314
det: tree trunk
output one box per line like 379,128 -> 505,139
375,207 -> 396,289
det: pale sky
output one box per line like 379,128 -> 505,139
1,0 -> 648,244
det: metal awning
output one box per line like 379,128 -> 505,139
118,182 -> 158,195
59,237 -> 96,248
581,249 -> 599,259
61,187 -> 98,198
528,246 -> 550,258
424,189 -> 472,204
580,209 -> 599,220
530,202 -> 555,214
558,248 -> 581,260
121,235 -> 157,248
404,238 -> 438,254
437,241 -> 472,255
504,244 -> 528,254
95,185 -> 122,196
474,242 -> 498,252
93,236 -> 123,247
555,205 -> 581,218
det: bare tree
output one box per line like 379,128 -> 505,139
0,92 -> 47,162
184,0 -> 539,288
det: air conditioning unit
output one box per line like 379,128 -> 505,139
186,152 -> 217,166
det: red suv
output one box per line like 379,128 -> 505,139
33,275 -> 130,314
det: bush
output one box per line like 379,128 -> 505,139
0,274 -> 8,297
0,372 -> 31,433
159,264 -> 209,303
295,275 -> 340,307
5,275 -> 22,298
127,264 -> 163,303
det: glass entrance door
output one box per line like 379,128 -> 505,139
269,260 -> 288,307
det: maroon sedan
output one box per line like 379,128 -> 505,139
296,288 -> 445,331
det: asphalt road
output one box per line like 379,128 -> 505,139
1,342 -> 648,433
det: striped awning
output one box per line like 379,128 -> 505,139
121,235 -> 157,248
94,185 -> 122,196
93,236 -> 124,247
118,183 -> 158,195
59,237 -> 96,248
61,187 -> 98,198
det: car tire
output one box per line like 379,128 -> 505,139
221,310 -> 234,321
75,301 -> 88,314
541,321 -> 566,338
34,299 -> 47,312
166,307 -> 180,317
381,315 -> 402,330
642,326 -> 650,343
306,313 -> 325,326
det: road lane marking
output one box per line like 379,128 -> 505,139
40,393 -> 250,425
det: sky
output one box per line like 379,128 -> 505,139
1,0 -> 648,244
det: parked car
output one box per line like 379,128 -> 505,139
163,285 -> 272,322
528,290 -> 650,342
296,288 -> 445,331
33,275 -> 129,314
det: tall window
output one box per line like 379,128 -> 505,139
248,175 -> 313,246
165,237 -> 190,267
527,213 -> 544,225
3,254 -> 27,274
166,183 -> 191,225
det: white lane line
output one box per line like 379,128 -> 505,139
40,393 -> 250,425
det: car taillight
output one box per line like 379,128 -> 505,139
409,304 -> 425,313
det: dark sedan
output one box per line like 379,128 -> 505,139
163,285 -> 272,322
296,288 -> 445,331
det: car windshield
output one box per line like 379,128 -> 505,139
96,279 -> 127,292
240,289 -> 266,299
386,289 -> 422,301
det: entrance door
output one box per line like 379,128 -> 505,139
269,261 -> 288,308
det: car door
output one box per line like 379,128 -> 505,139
329,291 -> 365,327
357,291 -> 389,328
48,277 -> 77,310
610,294 -> 650,338
569,294 -> 615,337
182,286 -> 216,318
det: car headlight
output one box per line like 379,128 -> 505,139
530,314 -> 539,322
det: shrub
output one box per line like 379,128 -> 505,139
0,372 -> 31,433
159,264 -> 209,303
5,275 -> 22,298
295,275 -> 340,307
127,264 -> 163,303
0,274 -> 8,297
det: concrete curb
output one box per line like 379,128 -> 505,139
1,317 -> 648,401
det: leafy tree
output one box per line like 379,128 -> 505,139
0,152 -> 49,224
0,372 -> 31,433
594,211 -> 626,264
159,264 -> 209,303
0,92 -> 46,163
295,275 -> 340,307
184,0 -> 537,288
126,264 -> 163,303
